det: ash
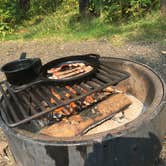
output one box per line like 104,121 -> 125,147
86,94 -> 143,135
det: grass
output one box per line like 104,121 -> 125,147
1,7 -> 166,45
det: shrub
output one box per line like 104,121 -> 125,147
0,0 -> 160,37
89,0 -> 159,22
0,0 -> 18,35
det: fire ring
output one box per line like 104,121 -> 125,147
0,57 -> 166,166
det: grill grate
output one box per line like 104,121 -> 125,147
0,59 -> 130,127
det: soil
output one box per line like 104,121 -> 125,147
0,39 -> 165,166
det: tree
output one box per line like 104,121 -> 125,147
19,0 -> 30,12
161,0 -> 166,15
78,0 -> 89,16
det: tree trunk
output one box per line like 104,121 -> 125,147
78,0 -> 89,16
19,0 -> 30,12
161,0 -> 166,15
119,0 -> 125,18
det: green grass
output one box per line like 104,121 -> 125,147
1,8 -> 166,45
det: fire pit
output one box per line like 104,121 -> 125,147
0,56 -> 166,166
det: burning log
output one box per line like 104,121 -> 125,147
40,93 -> 132,137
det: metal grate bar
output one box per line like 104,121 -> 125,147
0,102 -> 13,124
81,82 -> 93,90
99,65 -> 121,80
28,91 -> 46,112
95,73 -> 114,84
71,85 -> 83,95
5,82 -> 28,118
21,95 -> 38,115
98,68 -> 119,81
54,86 -> 68,101
79,83 -> 91,92
3,82 -> 111,127
35,88 -> 53,107
87,80 -> 100,88
63,87 -> 77,98
42,86 -> 62,104
100,63 -> 128,77
0,85 -> 19,122
91,78 -> 105,86
85,81 -> 96,89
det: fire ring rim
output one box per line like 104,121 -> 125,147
0,57 -> 165,146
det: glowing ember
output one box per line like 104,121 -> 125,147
47,85 -> 118,119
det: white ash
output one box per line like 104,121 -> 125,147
86,94 -> 143,135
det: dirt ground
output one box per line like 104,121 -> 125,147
0,39 -> 165,166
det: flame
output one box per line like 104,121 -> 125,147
69,102 -> 77,109
65,85 -> 77,94
49,85 -> 114,117
51,88 -> 61,100
50,97 -> 56,104
85,95 -> 94,103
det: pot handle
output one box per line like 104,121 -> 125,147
84,53 -> 100,59
20,52 -> 27,59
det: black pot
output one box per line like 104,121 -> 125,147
1,53 -> 42,85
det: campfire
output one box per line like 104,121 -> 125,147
0,55 -> 165,166
41,89 -> 132,137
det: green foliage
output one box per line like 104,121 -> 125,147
0,0 -> 18,36
0,0 -> 162,40
3,10 -> 166,45
89,0 -> 159,22
29,0 -> 63,16
0,0 -> 63,37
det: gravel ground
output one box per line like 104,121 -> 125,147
0,39 -> 165,166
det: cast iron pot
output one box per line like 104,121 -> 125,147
1,53 -> 42,86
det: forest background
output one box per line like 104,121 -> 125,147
0,0 -> 165,44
